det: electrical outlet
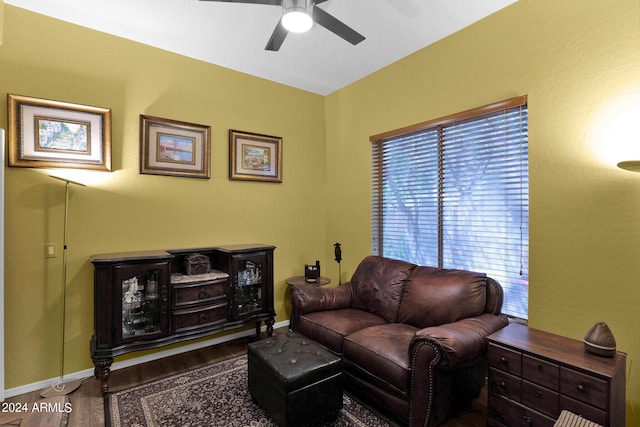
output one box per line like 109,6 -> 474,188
45,243 -> 57,258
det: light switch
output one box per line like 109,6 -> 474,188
45,243 -> 57,258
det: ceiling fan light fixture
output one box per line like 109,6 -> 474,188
281,0 -> 313,33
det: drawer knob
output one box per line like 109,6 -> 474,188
500,381 -> 506,388
199,289 -> 208,299
537,363 -> 543,371
536,391 -> 544,399
500,356 -> 507,363
577,383 -> 586,393
199,313 -> 207,324
523,415 -> 532,425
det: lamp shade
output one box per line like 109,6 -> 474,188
281,0 -> 313,33
617,160 -> 640,172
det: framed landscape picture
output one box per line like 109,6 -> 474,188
140,115 -> 211,179
229,130 -> 282,182
7,94 -> 112,171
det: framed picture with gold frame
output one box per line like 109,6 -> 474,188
140,115 -> 211,179
229,130 -> 282,183
7,94 -> 112,171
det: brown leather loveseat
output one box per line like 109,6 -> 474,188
289,255 -> 509,427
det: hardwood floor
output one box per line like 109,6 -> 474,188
5,328 -> 486,426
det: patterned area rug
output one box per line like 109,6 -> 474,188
106,354 -> 399,426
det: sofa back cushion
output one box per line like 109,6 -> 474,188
350,256 -> 415,323
397,266 -> 487,328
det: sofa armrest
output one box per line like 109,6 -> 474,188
289,282 -> 353,329
411,313 -> 509,367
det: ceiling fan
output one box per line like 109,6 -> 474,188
198,0 -> 366,51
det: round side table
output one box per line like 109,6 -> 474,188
285,276 -> 331,287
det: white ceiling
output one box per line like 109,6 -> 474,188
5,0 -> 517,95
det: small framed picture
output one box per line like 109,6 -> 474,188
229,130 -> 282,183
7,94 -> 111,171
140,115 -> 211,179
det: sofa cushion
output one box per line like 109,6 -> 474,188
343,323 -> 418,395
297,308 -> 388,354
397,267 -> 487,328
350,256 -> 415,323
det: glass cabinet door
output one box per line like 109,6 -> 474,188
233,256 -> 265,318
116,264 -> 169,343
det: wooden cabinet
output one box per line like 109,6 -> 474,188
212,244 -> 274,323
91,251 -> 173,351
90,244 -> 275,393
487,323 -> 626,427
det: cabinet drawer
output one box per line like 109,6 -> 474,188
560,395 -> 607,426
489,393 -> 555,427
489,343 -> 522,377
560,367 -> 608,410
523,354 -> 559,390
489,393 -> 519,426
172,279 -> 227,308
172,303 -> 227,333
487,418 -> 508,427
489,367 -> 521,401
521,379 -> 559,418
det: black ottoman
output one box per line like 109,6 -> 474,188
247,331 -> 343,426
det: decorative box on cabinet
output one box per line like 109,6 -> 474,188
487,323 -> 626,427
90,244 -> 275,394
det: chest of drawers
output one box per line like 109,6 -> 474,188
487,323 -> 626,427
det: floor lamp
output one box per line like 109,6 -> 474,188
41,175 -> 85,397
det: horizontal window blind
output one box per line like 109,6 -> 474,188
371,96 -> 528,319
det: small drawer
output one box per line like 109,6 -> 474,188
560,367 -> 608,410
489,367 -> 521,401
489,393 -> 521,426
172,279 -> 227,308
172,303 -> 227,333
489,343 -> 522,377
521,379 -> 559,418
559,395 -> 607,426
487,418 -> 508,427
523,354 -> 559,390
520,405 -> 556,427
489,393 -> 555,427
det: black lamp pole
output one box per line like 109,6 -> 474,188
333,242 -> 342,284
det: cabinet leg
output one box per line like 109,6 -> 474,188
266,318 -> 274,337
93,357 -> 113,394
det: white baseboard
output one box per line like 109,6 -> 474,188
4,320 -> 290,399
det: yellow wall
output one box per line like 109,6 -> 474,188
3,0 -> 640,423
0,6 -> 328,389
325,0 -> 640,423
0,0 -> 4,46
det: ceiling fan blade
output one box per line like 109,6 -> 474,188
312,5 -> 365,45
198,0 -> 281,4
265,20 -> 288,51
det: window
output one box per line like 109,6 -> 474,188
371,96 -> 528,319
